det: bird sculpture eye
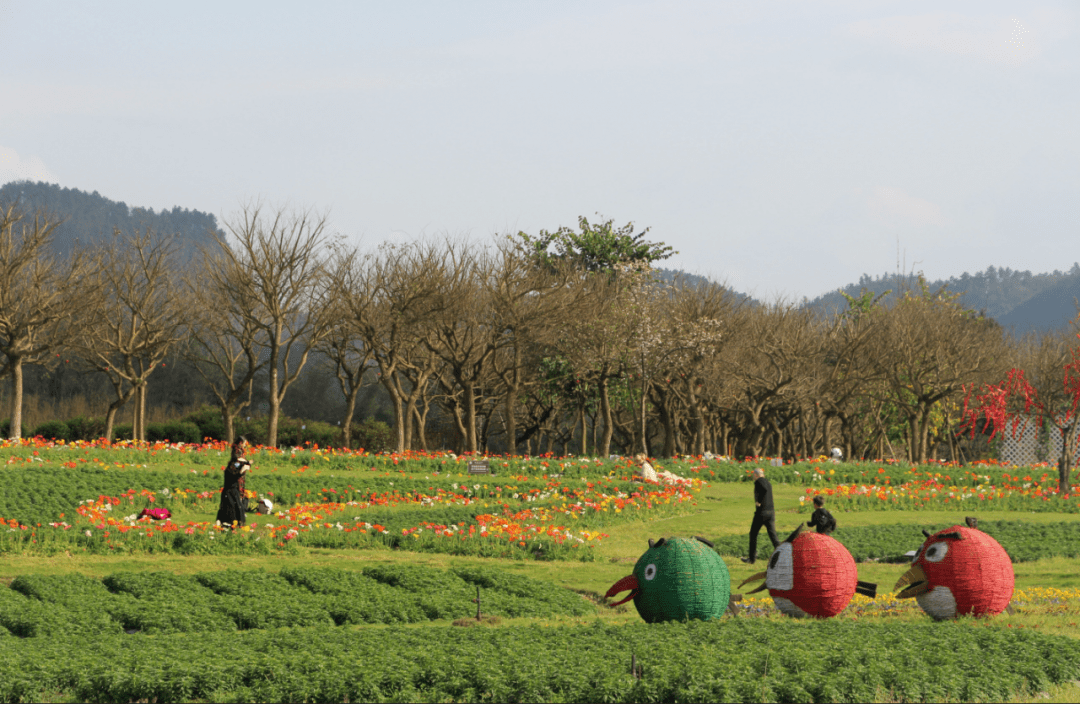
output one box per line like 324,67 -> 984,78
644,563 -> 658,581
924,542 -> 949,563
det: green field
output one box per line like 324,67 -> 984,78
2,442 -> 1080,702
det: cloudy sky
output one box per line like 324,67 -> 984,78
1,1 -> 1076,301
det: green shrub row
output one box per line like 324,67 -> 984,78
11,406 -> 394,450
711,520 -> 1080,563
0,565 -> 593,639
0,620 -> 1075,703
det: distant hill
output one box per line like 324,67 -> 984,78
0,181 -> 223,259
654,267 -> 754,303
996,278 -> 1080,336
806,265 -> 1080,334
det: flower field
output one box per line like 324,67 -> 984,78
798,469 -> 1080,513
5,439 -> 1080,702
0,440 -> 704,560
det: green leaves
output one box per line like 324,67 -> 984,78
0,565 -> 593,639
0,620 -> 1075,702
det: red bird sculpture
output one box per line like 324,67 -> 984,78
739,526 -> 876,618
894,523 -> 1014,620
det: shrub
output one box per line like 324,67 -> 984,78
31,420 -> 71,441
181,406 -> 227,441
146,421 -> 202,444
65,416 -> 106,441
113,423 -> 133,441
351,418 -> 393,452
0,419 -> 30,439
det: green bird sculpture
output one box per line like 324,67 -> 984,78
605,536 -> 733,622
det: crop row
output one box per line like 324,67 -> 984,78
0,462 -> 657,527
713,520 -> 1080,563
12,436 -> 1053,486
0,565 -> 592,638
0,620 -> 1074,703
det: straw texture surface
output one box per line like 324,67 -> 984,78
632,537 -> 731,623
768,532 -> 857,618
915,525 -> 1014,618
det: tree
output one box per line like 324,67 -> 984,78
872,278 -> 1007,462
0,204 -> 93,438
962,321 -> 1080,494
184,262 -> 270,444
515,216 -> 676,455
516,215 -> 675,274
424,242 -> 493,454
334,241 -> 444,453
484,244 -> 580,455
210,204 -> 333,448
77,228 -> 186,442
322,247 -> 377,448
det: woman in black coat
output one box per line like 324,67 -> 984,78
216,436 -> 251,528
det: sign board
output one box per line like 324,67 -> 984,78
468,460 -> 490,475
769,458 -> 783,467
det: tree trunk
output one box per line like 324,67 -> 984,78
1059,420 -> 1077,495
599,377 -> 613,457
138,380 -> 149,442
656,392 -> 676,458
341,385 -> 359,449
224,411 -> 236,446
414,398 -> 431,450
462,379 -> 478,453
381,375 -> 406,453
504,392 -> 518,456
579,403 -> 588,456
267,346 -> 281,448
9,357 -> 23,439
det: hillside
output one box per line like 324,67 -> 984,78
807,265 -> 1080,334
0,181 -> 222,258
4,180 -> 1075,334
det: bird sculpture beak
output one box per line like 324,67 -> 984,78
738,570 -> 769,594
604,574 -> 640,606
894,563 -> 930,599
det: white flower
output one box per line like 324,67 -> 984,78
85,530 -> 92,537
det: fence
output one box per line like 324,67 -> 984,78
999,416 -> 1080,466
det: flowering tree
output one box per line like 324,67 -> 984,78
961,324 -> 1080,494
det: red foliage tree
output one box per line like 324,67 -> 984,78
961,328 -> 1080,494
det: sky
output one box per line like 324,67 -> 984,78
1,1 -> 1077,301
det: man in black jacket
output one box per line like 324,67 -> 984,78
743,468 -> 780,564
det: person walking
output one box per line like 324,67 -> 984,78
806,495 -> 837,535
216,435 -> 251,528
743,467 -> 779,564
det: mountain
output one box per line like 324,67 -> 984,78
654,267 -> 754,303
0,181 -> 223,258
996,278 -> 1080,336
806,265 -> 1080,334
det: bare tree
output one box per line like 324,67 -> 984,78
184,263 -> 269,444
484,243 -> 577,455
322,247 -> 376,448
337,242 -> 443,453
209,204 -> 333,448
77,228 -> 186,442
872,279 -> 1007,462
0,204 -> 93,438
424,242 -> 493,454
